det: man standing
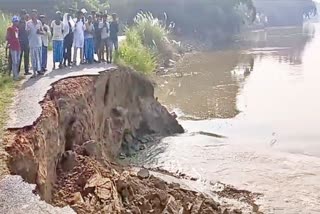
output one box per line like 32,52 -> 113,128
18,9 -> 31,75
39,15 -> 51,72
93,12 -> 101,62
51,11 -> 65,69
73,11 -> 85,65
109,13 -> 119,63
6,16 -> 21,80
99,14 -> 110,63
26,9 -> 44,77
63,13 -> 74,67
84,15 -> 95,64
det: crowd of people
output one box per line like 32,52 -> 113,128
6,8 -> 119,80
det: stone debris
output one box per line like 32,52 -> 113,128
137,168 -> 150,179
52,154 -> 230,214
2,69 -> 261,214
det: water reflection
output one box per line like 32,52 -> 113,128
147,25 -> 320,213
155,26 -> 313,120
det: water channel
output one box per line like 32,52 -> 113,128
139,24 -> 320,213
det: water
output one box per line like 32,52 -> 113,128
141,24 -> 320,213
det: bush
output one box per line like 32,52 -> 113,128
115,28 -> 156,74
0,12 -> 10,44
133,12 -> 174,60
0,12 -> 10,73
110,0 -> 256,40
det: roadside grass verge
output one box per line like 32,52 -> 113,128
0,12 -> 16,136
0,75 -> 17,135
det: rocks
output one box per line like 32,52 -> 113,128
137,169 -> 150,179
154,179 -> 167,190
82,140 -> 99,157
61,151 -> 77,172
85,174 -> 113,200
139,144 -> 146,151
67,192 -> 84,205
3,67 -> 259,214
119,153 -> 126,160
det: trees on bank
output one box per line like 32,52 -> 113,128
1,0 -> 256,43
1,0 -> 109,15
109,0 -> 256,41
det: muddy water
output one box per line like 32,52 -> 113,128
135,24 -> 320,213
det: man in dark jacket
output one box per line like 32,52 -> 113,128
109,13 -> 119,63
18,9 -> 31,75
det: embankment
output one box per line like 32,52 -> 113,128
1,67 -> 248,213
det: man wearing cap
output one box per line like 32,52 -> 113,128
6,16 -> 21,80
39,14 -> 51,72
26,9 -> 44,77
18,9 -> 31,75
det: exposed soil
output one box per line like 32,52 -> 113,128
1,67 -> 261,213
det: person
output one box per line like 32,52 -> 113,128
6,16 -> 21,80
63,13 -> 74,67
109,13 -> 119,63
99,14 -> 110,63
18,9 -> 31,75
93,12 -> 101,62
39,15 -> 51,72
51,11 -> 64,69
84,15 -> 95,64
26,9 -> 44,77
73,11 -> 85,65
81,8 -> 88,63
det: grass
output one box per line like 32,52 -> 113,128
0,13 -> 9,44
115,12 -> 174,74
115,24 -> 157,74
0,13 -> 16,136
0,75 -> 17,135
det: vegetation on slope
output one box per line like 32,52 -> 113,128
116,12 -> 173,74
0,12 -> 16,135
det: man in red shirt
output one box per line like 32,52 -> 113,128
6,16 -> 21,80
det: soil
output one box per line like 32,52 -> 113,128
1,67 -> 262,213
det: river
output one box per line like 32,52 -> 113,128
139,24 -> 320,213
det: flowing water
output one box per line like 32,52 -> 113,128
140,24 -> 320,213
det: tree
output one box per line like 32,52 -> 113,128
0,0 -> 109,15
109,0 -> 256,40
54,0 -> 109,12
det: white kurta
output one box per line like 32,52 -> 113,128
73,19 -> 85,48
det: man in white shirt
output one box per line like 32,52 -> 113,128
73,11 -> 86,65
98,14 -> 110,62
26,9 -> 44,76
39,15 -> 51,72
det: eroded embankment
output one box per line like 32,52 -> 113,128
1,68 -> 259,214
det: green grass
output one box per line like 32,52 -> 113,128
134,12 -> 168,51
0,13 -> 16,136
0,75 -> 17,135
134,12 -> 174,60
0,12 -> 10,44
115,12 -> 175,74
115,26 -> 156,74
